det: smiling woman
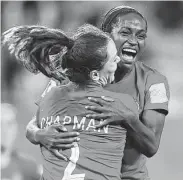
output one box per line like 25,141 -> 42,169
110,12 -> 147,70
22,5 -> 170,180
3,23 -> 139,180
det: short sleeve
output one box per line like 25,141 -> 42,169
35,79 -> 57,106
144,73 -> 170,115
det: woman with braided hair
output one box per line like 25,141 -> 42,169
6,5 -> 170,180
3,23 -> 139,180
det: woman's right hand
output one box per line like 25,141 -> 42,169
35,124 -> 80,161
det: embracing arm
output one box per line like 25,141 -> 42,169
86,96 -> 167,158
25,115 -> 80,161
26,116 -> 40,145
126,109 -> 166,157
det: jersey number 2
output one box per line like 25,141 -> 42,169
62,142 -> 85,180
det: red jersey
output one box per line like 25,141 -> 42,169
105,61 -> 170,180
37,84 -> 138,180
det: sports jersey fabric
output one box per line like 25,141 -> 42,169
105,61 -> 170,180
37,83 -> 138,180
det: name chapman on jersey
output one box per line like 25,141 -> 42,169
40,115 -> 109,133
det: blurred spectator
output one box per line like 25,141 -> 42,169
1,103 -> 42,180
154,1 -> 183,29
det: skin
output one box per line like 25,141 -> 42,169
98,39 -> 120,84
26,38 -> 120,159
26,12 -> 167,160
111,13 -> 147,81
86,13 -> 166,157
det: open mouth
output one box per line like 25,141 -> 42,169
121,48 -> 137,63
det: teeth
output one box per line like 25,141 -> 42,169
123,54 -> 134,61
123,49 -> 137,53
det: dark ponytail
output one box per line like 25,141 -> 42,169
2,25 -> 74,78
60,24 -> 111,84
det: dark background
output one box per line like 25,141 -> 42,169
1,1 -> 183,179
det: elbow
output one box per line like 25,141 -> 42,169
144,145 -> 159,158
25,128 -> 32,142
25,125 -> 31,140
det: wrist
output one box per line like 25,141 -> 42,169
123,110 -> 138,127
34,129 -> 43,144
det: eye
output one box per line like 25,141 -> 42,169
120,30 -> 130,36
137,33 -> 147,40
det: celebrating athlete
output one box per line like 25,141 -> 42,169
3,5 -> 170,180
3,23 -> 139,180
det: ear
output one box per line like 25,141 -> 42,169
90,70 -> 100,81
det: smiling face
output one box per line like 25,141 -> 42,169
98,39 -> 120,84
110,12 -> 147,70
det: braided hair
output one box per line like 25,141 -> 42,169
101,5 -> 148,33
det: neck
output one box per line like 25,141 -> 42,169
115,65 -> 133,82
73,80 -> 103,90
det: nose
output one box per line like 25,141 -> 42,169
127,35 -> 138,45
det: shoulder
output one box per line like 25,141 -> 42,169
44,82 -> 73,100
117,93 -> 139,115
135,61 -> 168,82
102,90 -> 139,115
36,79 -> 70,105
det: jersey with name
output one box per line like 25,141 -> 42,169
37,84 -> 138,180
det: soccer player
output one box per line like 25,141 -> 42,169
3,24 -> 139,180
86,6 -> 170,180
5,6 -> 170,180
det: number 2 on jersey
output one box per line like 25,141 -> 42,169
62,142 -> 85,180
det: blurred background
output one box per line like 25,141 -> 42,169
1,1 -> 183,180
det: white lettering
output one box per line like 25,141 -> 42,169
41,118 -> 46,129
46,116 -> 53,127
63,116 -> 72,125
97,120 -> 109,133
103,125 -> 109,134
73,116 -> 86,130
86,119 -> 96,131
54,116 -> 60,124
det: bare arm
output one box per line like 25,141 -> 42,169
26,116 -> 40,145
86,97 -> 166,157
124,109 -> 165,157
26,115 -> 80,148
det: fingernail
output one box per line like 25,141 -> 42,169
76,132 -> 80,135
88,97 -> 91,100
76,137 -> 80,141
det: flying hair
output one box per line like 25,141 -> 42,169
2,25 -> 73,77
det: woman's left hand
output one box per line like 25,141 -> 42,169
85,96 -> 133,129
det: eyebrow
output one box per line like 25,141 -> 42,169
120,27 -> 147,33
